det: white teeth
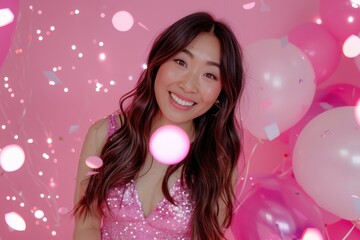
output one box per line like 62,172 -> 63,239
170,93 -> 195,106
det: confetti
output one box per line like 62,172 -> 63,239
43,70 -> 62,85
85,156 -> 103,169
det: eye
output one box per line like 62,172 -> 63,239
174,59 -> 187,67
204,73 -> 217,80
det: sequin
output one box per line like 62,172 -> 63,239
101,179 -> 194,239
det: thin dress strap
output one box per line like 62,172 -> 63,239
107,113 -> 120,137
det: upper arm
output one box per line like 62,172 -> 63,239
73,117 -> 109,235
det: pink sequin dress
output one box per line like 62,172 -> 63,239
101,113 -> 194,239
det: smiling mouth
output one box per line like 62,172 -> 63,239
170,92 -> 195,107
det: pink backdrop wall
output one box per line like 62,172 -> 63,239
1,0 -> 360,239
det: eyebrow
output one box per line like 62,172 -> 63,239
182,49 -> 220,68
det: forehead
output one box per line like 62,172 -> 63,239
184,33 -> 221,63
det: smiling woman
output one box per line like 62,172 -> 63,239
72,12 -> 245,240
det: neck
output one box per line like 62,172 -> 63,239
152,113 -> 195,142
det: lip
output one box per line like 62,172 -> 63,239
169,92 -> 196,110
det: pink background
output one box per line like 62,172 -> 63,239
0,0 -> 360,239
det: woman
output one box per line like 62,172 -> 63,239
73,11 -> 245,239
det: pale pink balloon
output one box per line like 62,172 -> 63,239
319,0 -> 360,42
288,22 -> 341,84
240,38 -> 316,140
293,106 -> 360,221
149,125 -> 190,165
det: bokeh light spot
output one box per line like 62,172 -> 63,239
112,11 -> 134,32
343,35 -> 360,58
0,8 -> 15,27
85,156 -> 103,169
34,210 -> 44,219
5,212 -> 26,231
301,227 -> 323,240
0,144 -> 25,172
149,125 -> 190,165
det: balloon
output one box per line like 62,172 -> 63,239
240,38 -> 316,141
284,88 -> 347,153
288,22 -> 341,84
318,83 -> 360,107
293,106 -> 360,221
319,0 -> 360,42
326,220 -> 360,240
355,54 -> 360,72
0,0 -> 20,69
240,129 -> 290,178
232,176 -> 326,240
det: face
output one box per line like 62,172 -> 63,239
154,32 -> 222,129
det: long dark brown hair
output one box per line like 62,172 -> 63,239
74,12 -> 244,239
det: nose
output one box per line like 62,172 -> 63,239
178,72 -> 198,93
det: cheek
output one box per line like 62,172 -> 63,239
202,84 -> 222,103
156,64 -> 177,86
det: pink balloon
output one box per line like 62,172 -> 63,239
293,106 -> 360,221
355,54 -> 360,72
0,0 -> 20,69
232,177 -> 326,239
284,88 -> 347,153
288,22 -> 341,84
326,220 -> 360,240
240,38 -> 316,140
320,83 -> 360,106
240,129 -> 290,178
319,0 -> 360,42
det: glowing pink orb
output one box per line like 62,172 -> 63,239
112,11 -> 134,32
0,144 -> 25,172
356,99 -> 360,126
0,8 -> 14,27
5,212 -> 26,231
149,125 -> 190,165
301,228 -> 323,240
343,35 -> 360,58
85,156 -> 103,169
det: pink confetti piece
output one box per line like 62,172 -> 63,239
243,2 -> 256,10
85,156 -> 103,169
43,70 -> 62,84
138,22 -> 149,31
86,171 -> 99,176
